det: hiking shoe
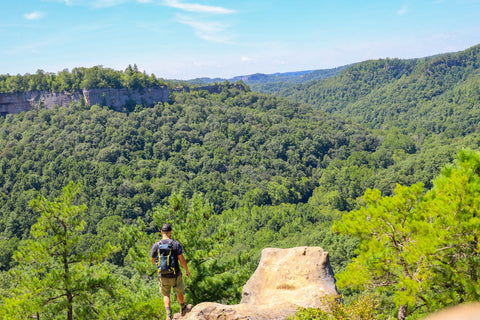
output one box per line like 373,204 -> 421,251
166,313 -> 173,320
181,304 -> 192,316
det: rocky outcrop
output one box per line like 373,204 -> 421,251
0,90 -> 83,115
179,247 -> 338,320
421,303 -> 480,320
0,83 -> 249,115
82,87 -> 168,111
0,86 -> 168,115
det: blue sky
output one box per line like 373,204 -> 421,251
1,0 -> 479,80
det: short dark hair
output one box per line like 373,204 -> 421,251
161,223 -> 172,232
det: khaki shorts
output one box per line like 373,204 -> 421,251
159,275 -> 185,296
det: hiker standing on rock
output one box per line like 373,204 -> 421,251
151,223 -> 191,320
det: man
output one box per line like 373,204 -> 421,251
151,223 -> 191,320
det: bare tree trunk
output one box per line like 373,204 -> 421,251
67,290 -> 74,320
398,305 -> 407,320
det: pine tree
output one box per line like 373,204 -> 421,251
0,182 -> 118,319
333,149 -> 480,319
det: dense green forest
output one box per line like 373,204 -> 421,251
1,44 -> 480,319
278,45 -> 480,137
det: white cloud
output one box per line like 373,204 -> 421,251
397,5 -> 408,15
163,0 -> 235,14
53,0 -> 127,7
24,11 -> 45,20
92,0 -> 128,7
241,56 -> 251,62
177,15 -> 232,42
54,0 -> 234,14
52,0 -> 79,5
163,1 -> 236,43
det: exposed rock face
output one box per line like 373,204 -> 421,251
0,84 -> 248,115
82,87 -> 168,111
0,90 -> 83,115
0,86 -> 168,115
179,247 -> 338,320
421,303 -> 480,320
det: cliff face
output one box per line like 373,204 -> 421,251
82,87 -> 168,111
0,86 -> 169,115
0,84 -> 248,115
0,91 -> 83,115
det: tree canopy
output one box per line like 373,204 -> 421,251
0,65 -> 166,93
333,149 -> 480,319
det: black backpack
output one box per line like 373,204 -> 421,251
156,240 -> 176,275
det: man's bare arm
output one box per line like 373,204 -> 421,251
178,254 -> 190,277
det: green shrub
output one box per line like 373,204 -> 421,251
289,294 -> 379,320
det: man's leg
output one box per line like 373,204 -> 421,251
160,277 -> 175,320
176,293 -> 184,305
163,294 -> 171,309
174,276 -> 191,316
163,294 -> 172,319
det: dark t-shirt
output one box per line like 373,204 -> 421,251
150,239 -> 183,278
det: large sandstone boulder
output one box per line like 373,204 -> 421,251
179,247 -> 338,320
421,303 -> 480,320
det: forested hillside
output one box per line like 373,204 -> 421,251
0,77 -> 384,318
0,85 -> 379,238
276,45 -> 480,319
278,44 -> 480,137
187,65 -> 349,94
1,44 -> 480,319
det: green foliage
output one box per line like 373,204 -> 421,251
0,182 -> 118,320
0,87 -> 378,243
188,66 -> 348,94
214,202 -> 356,281
290,294 -> 380,320
277,45 -> 480,212
333,182 -> 430,319
279,45 -> 480,138
0,65 -> 165,93
333,149 -> 480,319
421,149 -> 480,307
152,192 -> 240,304
1,85 -> 375,314
246,67 -> 349,94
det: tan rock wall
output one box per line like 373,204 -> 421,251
0,86 -> 169,115
82,87 -> 168,111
